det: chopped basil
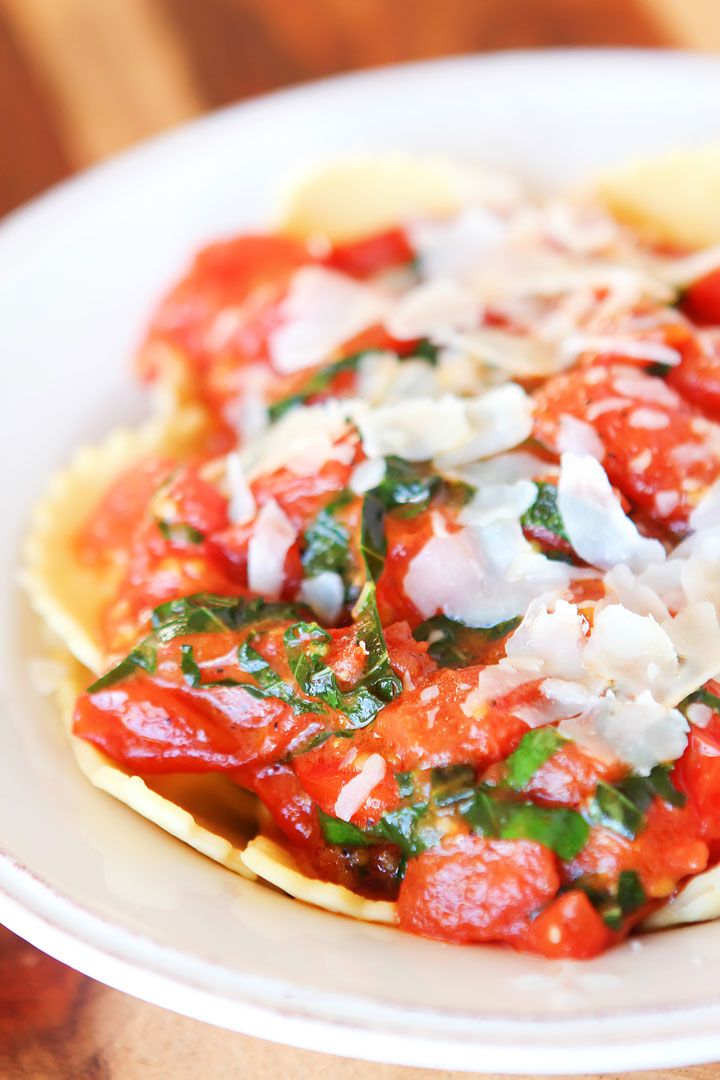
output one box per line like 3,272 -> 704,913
88,593 -> 308,693
180,643 -> 202,688
464,788 -> 589,860
268,341 -> 439,423
86,639 -> 158,692
680,685 -> 720,717
411,339 -> 440,364
236,637 -> 328,716
504,728 -> 568,790
618,764 -> 686,812
578,869 -> 647,929
302,494 -> 353,580
645,361 -> 674,378
413,614 -> 520,669
373,805 -> 429,857
317,810 -> 371,847
359,495 -> 388,585
371,456 -> 442,517
617,869 -> 647,914
588,781 -> 644,840
521,481 -> 569,542
157,520 -> 205,545
395,771 -> 415,799
430,765 -> 476,809
283,614 -> 400,728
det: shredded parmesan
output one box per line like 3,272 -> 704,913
334,754 -> 387,821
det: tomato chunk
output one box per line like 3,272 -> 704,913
534,363 -> 720,530
521,890 -> 614,959
324,228 -> 414,279
682,267 -> 720,325
397,834 -> 559,944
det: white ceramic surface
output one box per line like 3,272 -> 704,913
4,49 -> 720,1075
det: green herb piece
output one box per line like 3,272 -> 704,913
359,495 -> 388,585
505,728 -> 568,790
645,361 -> 674,378
371,456 -> 442,518
180,644 -> 202,688
237,638 -> 327,716
374,805 -> 429,857
430,765 -> 477,809
465,787 -> 589,859
521,481 -> 569,542
396,771 -> 415,799
302,495 -> 353,579
317,810 -> 372,847
617,869 -> 646,914
87,639 -> 158,693
588,781 -> 644,840
413,614 -> 520,668
157,521 -> 205,545
680,685 -> 720,717
601,903 -> 624,930
618,764 -> 686,812
411,339 -> 440,364
268,341 -> 440,423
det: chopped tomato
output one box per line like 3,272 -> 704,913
533,363 -> 720,531
324,228 -> 414,279
73,676 -> 326,775
520,890 -> 614,959
140,235 -> 311,379
681,267 -> 720,325
668,332 -> 720,420
397,835 -> 559,944
673,713 -> 720,840
77,458 -> 174,565
365,667 -> 531,773
565,802 -> 708,901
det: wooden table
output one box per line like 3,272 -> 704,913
3,1 -> 720,1075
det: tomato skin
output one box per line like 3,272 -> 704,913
565,802 -> 707,902
533,363 -> 720,530
520,890 -> 614,959
77,458 -> 174,564
520,744 -> 624,807
668,332 -> 720,420
397,834 -> 559,944
140,235 -> 311,377
73,677 -> 327,775
673,715 -> 720,840
324,228 -> 414,279
682,268 -> 720,325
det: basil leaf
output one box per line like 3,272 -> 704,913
374,805 -> 429,857
371,456 -> 442,518
237,638 -> 327,716
157,521 -> 205,545
413,614 -> 521,669
431,765 -> 477,809
588,781 -> 644,840
396,771 -> 415,799
302,496 -> 353,579
268,342 -> 440,422
521,482 -> 569,542
180,643 -> 202,688
87,640 -> 158,693
352,583 -> 403,708
505,728 -> 568,790
411,339 -> 440,364
618,764 -> 686,813
465,787 -> 589,859
317,810 -> 372,847
268,350 -> 373,423
680,685 -> 720,717
360,495 -> 387,584
617,869 -> 646,914
284,614 -> 400,728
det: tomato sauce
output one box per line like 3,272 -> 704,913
68,209 -> 720,959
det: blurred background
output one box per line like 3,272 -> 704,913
1,0 -> 719,218
2,2 -> 719,1077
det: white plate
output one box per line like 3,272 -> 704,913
4,49 -> 720,1075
